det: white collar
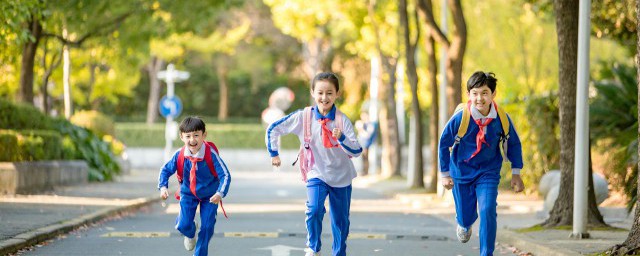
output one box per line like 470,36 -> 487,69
470,102 -> 497,120
183,143 -> 206,158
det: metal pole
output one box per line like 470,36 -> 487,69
396,63 -> 406,145
437,0 -> 448,197
164,65 -> 176,162
572,0 -> 591,239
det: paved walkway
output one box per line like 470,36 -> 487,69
0,149 -> 635,255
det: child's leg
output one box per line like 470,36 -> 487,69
328,184 -> 352,256
194,199 -> 219,256
306,178 -> 329,253
476,179 -> 499,256
175,194 -> 199,238
452,181 -> 478,229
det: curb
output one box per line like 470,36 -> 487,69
496,229 -> 581,256
0,196 -> 160,255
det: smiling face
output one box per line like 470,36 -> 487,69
311,80 -> 338,115
180,130 -> 207,154
468,85 -> 496,116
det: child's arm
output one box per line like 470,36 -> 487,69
211,150 -> 231,200
335,116 -> 362,158
438,112 -> 462,178
265,110 -> 303,157
157,152 -> 179,192
505,115 -> 525,192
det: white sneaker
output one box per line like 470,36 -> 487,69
304,247 -> 321,256
183,222 -> 199,251
456,225 -> 472,243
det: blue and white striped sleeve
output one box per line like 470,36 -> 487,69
337,115 -> 362,158
212,150 -> 231,198
265,110 -> 303,157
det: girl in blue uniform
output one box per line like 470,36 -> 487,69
158,116 -> 231,256
439,72 -> 524,256
266,72 -> 362,256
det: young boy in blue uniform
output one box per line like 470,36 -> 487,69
438,72 -> 524,256
158,116 -> 231,256
266,72 -> 362,256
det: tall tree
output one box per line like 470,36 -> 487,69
416,0 -> 439,192
368,0 -> 402,178
542,0 -> 606,228
606,2 -> 640,254
400,0 -> 424,188
415,0 -> 467,115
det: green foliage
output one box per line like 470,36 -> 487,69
502,93 -> 560,193
0,98 -> 53,130
115,122 -> 299,149
52,118 -> 121,181
590,62 -> 638,211
0,129 -> 62,161
591,0 -> 636,53
0,130 -> 19,161
70,110 -> 115,137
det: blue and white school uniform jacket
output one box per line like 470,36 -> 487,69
438,103 -> 523,183
266,105 -> 363,188
157,144 -> 231,199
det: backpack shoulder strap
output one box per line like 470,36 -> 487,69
204,141 -> 218,179
455,102 -> 470,143
493,101 -> 510,137
303,107 -> 313,144
334,108 -> 344,131
177,147 -> 186,183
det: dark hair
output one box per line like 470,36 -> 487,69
179,116 -> 206,133
311,72 -> 340,92
466,71 -> 497,92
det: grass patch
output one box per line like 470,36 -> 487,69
516,224 -> 628,233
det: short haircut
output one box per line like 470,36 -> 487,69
311,72 -> 340,92
467,71 -> 497,92
179,116 -> 206,133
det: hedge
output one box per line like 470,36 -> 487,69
115,123 -> 300,149
0,129 -> 63,161
0,98 -> 53,130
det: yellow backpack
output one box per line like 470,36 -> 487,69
454,101 -> 511,163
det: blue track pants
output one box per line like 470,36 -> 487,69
305,178 -> 352,256
452,175 -> 499,256
175,193 -> 218,256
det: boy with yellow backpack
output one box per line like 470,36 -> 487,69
438,71 -> 524,256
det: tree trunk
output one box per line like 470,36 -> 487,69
606,1 -> 640,253
542,0 -> 580,228
587,141 -> 608,227
369,0 -> 401,178
445,0 -> 466,116
146,56 -> 163,125
302,38 -> 333,80
216,59 -> 229,121
19,17 -> 43,105
401,0 -> 424,189
40,39 -> 62,115
418,0 -> 440,192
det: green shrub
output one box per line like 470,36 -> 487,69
53,118 -> 120,181
0,98 -> 52,130
70,110 -> 115,137
61,136 -> 80,160
17,130 -> 62,161
0,130 -> 19,161
115,122 -> 299,149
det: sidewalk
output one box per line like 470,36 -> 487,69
0,148 -> 635,256
354,174 -> 635,256
0,168 -> 160,255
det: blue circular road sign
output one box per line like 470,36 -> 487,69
159,96 -> 183,118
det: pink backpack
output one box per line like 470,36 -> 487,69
294,107 -> 343,182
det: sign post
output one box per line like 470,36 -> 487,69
158,64 -> 190,161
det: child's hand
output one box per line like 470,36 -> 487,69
160,187 -> 169,200
511,174 -> 525,193
441,176 -> 454,190
209,194 -> 222,204
271,156 -> 281,167
332,128 -> 342,140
